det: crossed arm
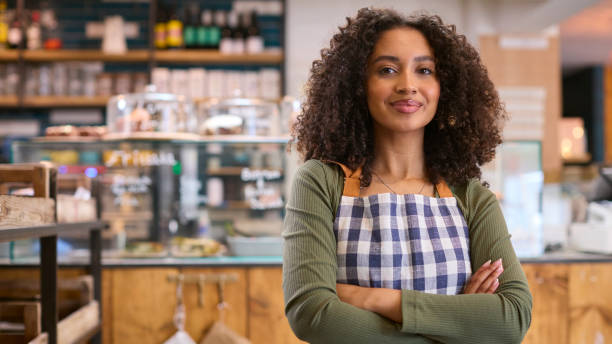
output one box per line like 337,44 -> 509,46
336,258 -> 504,323
282,161 -> 532,344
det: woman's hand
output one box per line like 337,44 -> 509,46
463,258 -> 504,294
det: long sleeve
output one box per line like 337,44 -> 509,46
399,180 -> 533,343
282,160 -> 432,343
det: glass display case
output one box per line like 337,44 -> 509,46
10,137 -> 290,260
481,141 -> 544,257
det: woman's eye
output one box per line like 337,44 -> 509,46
419,68 -> 434,75
379,67 -> 396,75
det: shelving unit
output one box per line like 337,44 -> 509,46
0,221 -> 106,344
0,163 -> 105,344
0,0 -> 286,113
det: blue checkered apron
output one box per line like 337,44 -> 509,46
332,163 -> 471,295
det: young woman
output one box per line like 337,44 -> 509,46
282,8 -> 532,344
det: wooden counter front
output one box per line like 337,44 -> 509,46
0,262 -> 610,344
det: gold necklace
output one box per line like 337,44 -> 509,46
372,171 -> 426,195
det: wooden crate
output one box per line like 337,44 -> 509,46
0,276 -> 94,319
29,301 -> 100,344
0,301 -> 41,344
0,275 -> 99,344
0,163 -> 57,229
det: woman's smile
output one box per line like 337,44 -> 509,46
390,98 -> 423,114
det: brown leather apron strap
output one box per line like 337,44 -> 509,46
323,160 -> 362,197
435,180 -> 453,198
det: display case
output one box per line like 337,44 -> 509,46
481,141 -> 544,257
10,137 -> 290,261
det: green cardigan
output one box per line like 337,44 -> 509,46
282,160 -> 532,344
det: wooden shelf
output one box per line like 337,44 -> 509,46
22,96 -> 109,107
0,96 -> 18,107
0,50 -> 19,61
154,50 -> 283,64
0,96 -> 108,108
562,153 -> 592,165
22,49 -> 149,62
0,221 -> 106,242
1,49 -> 282,64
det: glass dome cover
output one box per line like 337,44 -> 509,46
106,85 -> 197,136
199,97 -> 281,136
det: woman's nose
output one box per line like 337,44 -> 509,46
395,73 -> 417,94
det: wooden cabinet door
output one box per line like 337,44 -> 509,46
522,263 -> 569,344
568,263 -> 612,344
248,267 -> 305,344
104,267 -> 248,344
104,268 -> 179,344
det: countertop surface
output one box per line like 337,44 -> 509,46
1,249 -> 611,267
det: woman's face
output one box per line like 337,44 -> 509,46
366,27 -> 440,135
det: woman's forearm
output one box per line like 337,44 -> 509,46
336,283 -> 402,323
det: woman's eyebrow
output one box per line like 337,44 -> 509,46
371,55 -> 434,64
371,55 -> 399,64
414,55 -> 434,63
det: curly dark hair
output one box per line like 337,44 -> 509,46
293,7 -> 506,187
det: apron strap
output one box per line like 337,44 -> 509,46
435,180 -> 453,198
323,160 -> 453,198
323,160 -> 362,197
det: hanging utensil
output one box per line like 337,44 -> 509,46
164,274 -> 196,344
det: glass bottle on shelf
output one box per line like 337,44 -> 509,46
218,10 -> 232,54
245,10 -> 263,54
7,13 -> 22,49
166,6 -> 183,49
229,11 -> 245,54
40,1 -> 61,50
0,0 -> 8,49
197,9 -> 210,49
26,10 -> 41,50
154,4 -> 167,49
208,9 -> 221,50
182,3 -> 198,49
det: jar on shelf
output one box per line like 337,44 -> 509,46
199,97 -> 281,136
114,72 -> 132,95
96,73 -> 113,97
67,62 -> 82,96
4,64 -> 19,95
106,84 -> 197,137
51,62 -> 68,96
